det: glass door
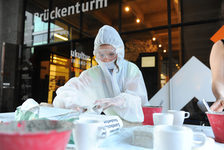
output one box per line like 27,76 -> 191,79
48,54 -> 70,103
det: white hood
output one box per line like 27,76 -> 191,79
93,25 -> 125,72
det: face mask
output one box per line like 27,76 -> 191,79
103,59 -> 116,69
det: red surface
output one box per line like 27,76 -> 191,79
207,113 -> 224,143
142,106 -> 162,125
0,120 -> 73,150
0,130 -> 71,150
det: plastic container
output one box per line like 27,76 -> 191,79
142,106 -> 162,125
0,120 -> 74,150
206,112 -> 224,143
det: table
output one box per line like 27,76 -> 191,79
100,124 -> 224,150
0,112 -> 15,122
1,113 -> 224,150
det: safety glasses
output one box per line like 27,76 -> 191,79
95,49 -> 117,60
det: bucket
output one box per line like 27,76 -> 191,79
206,112 -> 224,143
0,120 -> 74,150
142,106 -> 162,125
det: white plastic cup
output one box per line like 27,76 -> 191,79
73,119 -> 107,150
167,110 -> 190,126
153,113 -> 174,125
154,125 -> 206,150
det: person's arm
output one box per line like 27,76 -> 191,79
210,40 -> 224,112
53,70 -> 96,112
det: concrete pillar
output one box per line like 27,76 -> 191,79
0,0 -> 24,67
0,0 -> 24,112
0,0 -> 24,44
0,0 -> 3,54
0,1 -> 2,112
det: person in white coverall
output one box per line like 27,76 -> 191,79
53,25 -> 148,122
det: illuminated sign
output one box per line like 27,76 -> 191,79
71,50 -> 90,60
34,0 -> 108,21
141,56 -> 155,67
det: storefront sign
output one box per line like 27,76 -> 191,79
34,0 -> 108,21
71,50 -> 90,60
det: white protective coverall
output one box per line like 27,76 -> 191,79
53,25 -> 148,122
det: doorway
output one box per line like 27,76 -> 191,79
31,42 -> 71,103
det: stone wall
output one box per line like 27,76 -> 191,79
125,39 -> 158,62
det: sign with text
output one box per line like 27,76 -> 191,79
34,0 -> 108,21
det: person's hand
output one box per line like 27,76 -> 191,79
64,103 -> 88,113
94,98 -> 114,111
40,102 -> 53,107
94,97 -> 125,111
210,99 -> 224,112
73,106 -> 88,112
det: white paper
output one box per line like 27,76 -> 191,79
39,106 -> 78,119
79,114 -> 123,136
